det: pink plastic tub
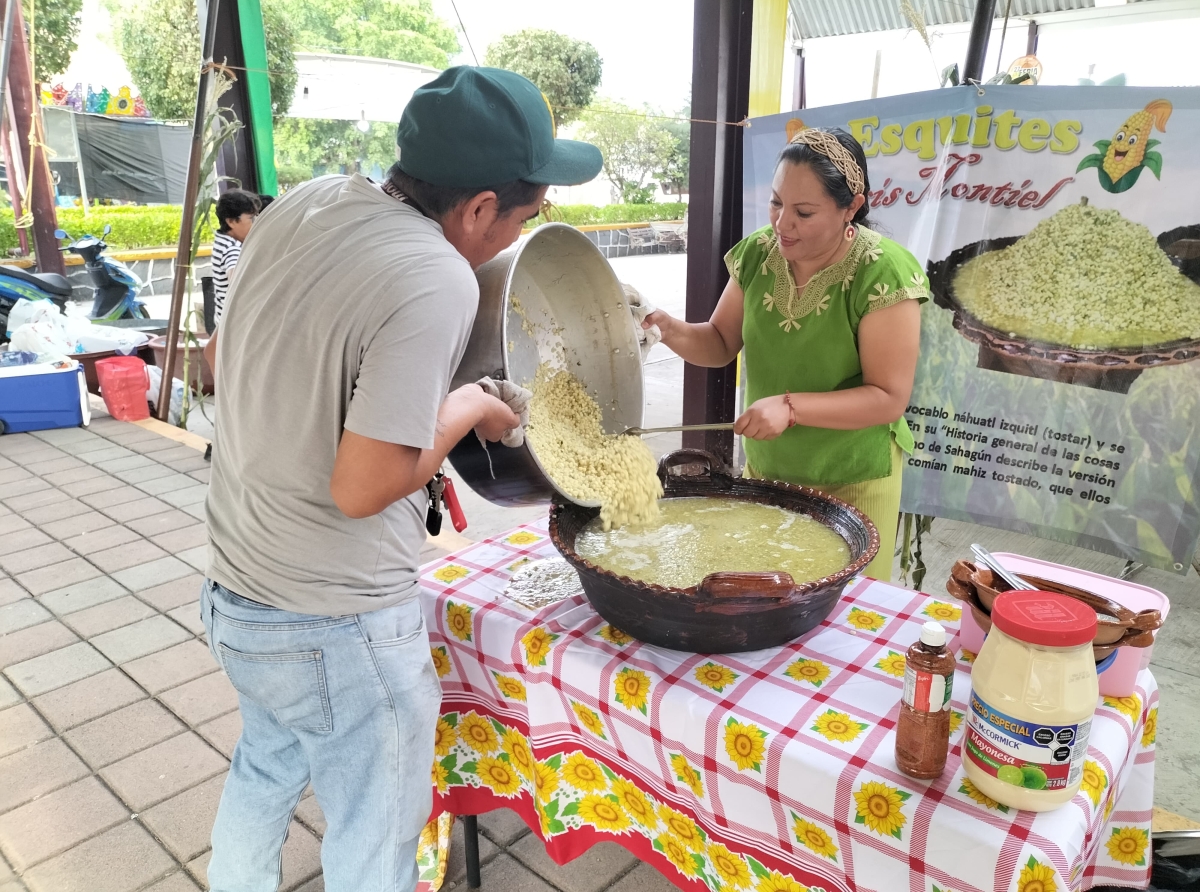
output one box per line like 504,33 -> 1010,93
957,552 -> 1169,698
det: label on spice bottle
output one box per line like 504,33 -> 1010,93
902,664 -> 952,713
964,690 -> 1091,791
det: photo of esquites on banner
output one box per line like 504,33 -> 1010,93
924,97 -> 1200,394
926,198 -> 1200,395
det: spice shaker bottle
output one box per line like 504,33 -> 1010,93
895,621 -> 956,779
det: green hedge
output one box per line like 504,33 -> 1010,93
0,206 -> 215,253
539,202 -> 687,227
0,201 -> 685,253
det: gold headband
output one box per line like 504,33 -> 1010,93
787,128 -> 865,196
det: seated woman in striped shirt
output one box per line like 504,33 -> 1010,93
211,189 -> 260,330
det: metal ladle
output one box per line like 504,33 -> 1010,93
970,543 -> 1033,592
619,423 -> 735,437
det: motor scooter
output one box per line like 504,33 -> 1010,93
56,226 -> 149,323
0,225 -> 148,337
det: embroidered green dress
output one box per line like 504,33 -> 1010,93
725,224 -> 929,487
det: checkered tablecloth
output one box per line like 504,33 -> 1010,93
418,520 -> 1157,892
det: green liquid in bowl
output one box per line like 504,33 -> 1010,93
574,497 -> 852,589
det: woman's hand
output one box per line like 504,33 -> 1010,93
638,278 -> 745,369
735,395 -> 792,441
642,308 -> 674,337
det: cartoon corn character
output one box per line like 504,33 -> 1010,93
1103,99 -> 1171,180
1077,99 -> 1172,193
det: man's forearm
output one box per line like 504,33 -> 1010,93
410,386 -> 488,483
330,386 -> 489,518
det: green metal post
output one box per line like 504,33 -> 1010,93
238,0 -> 277,195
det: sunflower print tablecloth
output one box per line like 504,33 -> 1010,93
417,520 -> 1156,892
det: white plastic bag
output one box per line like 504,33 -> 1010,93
6,298 -> 61,337
145,365 -> 185,426
9,320 -> 73,362
62,315 -> 147,355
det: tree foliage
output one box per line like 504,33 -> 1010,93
113,0 -> 298,121
115,0 -> 198,120
265,0 -> 458,183
273,118 -> 396,181
262,2 -> 298,116
484,28 -> 601,127
273,0 -> 458,65
25,0 -> 82,83
577,100 -> 675,202
656,105 -> 690,200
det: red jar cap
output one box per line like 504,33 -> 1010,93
991,591 -> 1097,647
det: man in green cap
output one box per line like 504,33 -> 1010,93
200,67 -> 602,892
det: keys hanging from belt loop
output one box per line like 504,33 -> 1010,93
426,472 -> 446,537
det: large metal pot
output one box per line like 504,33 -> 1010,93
448,223 -> 645,506
549,450 -> 880,654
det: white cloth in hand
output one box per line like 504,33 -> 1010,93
623,283 -> 661,361
476,377 -> 532,448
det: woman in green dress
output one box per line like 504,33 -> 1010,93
644,128 -> 927,581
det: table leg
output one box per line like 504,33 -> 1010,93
463,814 -> 481,888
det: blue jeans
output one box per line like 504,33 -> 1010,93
200,580 -> 441,892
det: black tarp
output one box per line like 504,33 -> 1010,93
44,109 -> 190,204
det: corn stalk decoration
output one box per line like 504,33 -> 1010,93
177,70 -> 242,429
897,513 -> 935,590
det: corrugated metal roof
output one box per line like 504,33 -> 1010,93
789,0 -> 1148,39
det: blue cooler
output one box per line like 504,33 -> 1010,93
0,361 -> 90,434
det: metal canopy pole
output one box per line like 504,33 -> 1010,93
158,0 -> 220,420
792,46 -> 806,111
683,0 -> 753,466
963,0 -> 999,84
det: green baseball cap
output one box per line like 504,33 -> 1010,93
396,66 -> 603,189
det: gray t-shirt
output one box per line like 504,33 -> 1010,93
206,174 -> 478,616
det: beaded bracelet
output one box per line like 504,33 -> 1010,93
783,391 -> 798,428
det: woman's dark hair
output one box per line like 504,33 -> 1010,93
386,162 -> 543,220
257,193 -> 275,211
215,189 -> 261,233
777,128 -> 872,227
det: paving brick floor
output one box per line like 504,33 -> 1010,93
0,415 -> 683,892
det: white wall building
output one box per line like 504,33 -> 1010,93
288,53 -> 441,125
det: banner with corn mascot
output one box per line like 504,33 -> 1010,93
744,86 -> 1200,573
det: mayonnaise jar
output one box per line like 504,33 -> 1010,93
963,591 -> 1099,811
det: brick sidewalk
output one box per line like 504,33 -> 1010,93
0,418 -> 680,892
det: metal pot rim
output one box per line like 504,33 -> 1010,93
500,222 -> 639,508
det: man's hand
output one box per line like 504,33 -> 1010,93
475,378 -> 529,447
734,396 -> 792,441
